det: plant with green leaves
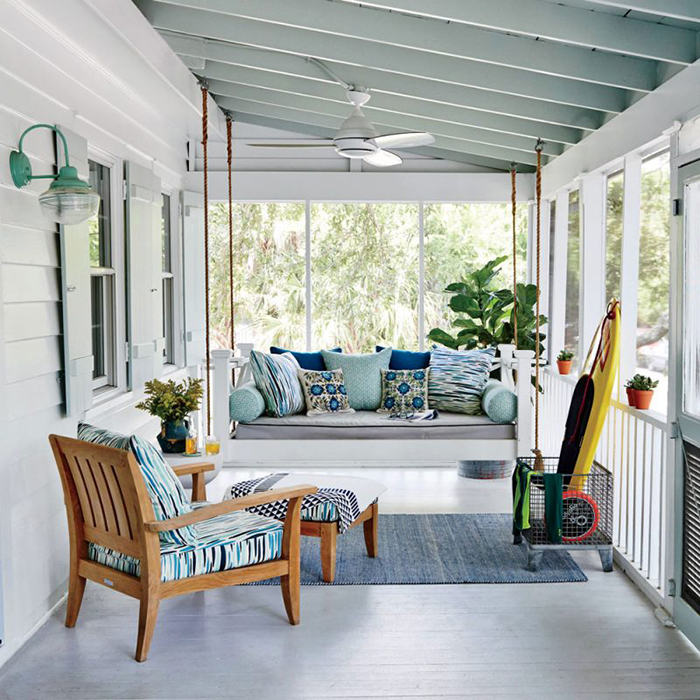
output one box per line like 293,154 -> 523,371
427,256 -> 547,354
136,378 -> 204,423
557,350 -> 574,361
626,374 -> 659,392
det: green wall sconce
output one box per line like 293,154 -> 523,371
10,123 -> 100,225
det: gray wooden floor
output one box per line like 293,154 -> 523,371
2,467 -> 700,700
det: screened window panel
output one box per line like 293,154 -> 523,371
311,203 -> 419,353
424,202 -> 528,338
683,178 -> 700,419
636,151 -> 670,413
605,171 -> 624,305
209,202 -> 306,351
564,189 -> 581,363
161,193 -> 175,364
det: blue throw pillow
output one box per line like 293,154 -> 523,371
428,346 -> 496,415
376,345 -> 431,370
270,346 -> 342,371
481,379 -> 518,423
321,347 -> 392,410
250,350 -> 305,417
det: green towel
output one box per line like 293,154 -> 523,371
512,461 -> 563,545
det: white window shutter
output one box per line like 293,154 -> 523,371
125,161 -> 162,388
182,191 -> 206,368
57,125 -> 93,416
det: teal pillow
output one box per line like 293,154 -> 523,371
250,350 -> 304,417
482,379 -> 518,423
230,381 -> 266,423
321,347 -> 391,410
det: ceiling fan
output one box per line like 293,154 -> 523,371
247,88 -> 435,167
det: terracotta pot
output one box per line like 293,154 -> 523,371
626,386 -> 637,408
634,390 -> 654,410
557,359 -> 572,375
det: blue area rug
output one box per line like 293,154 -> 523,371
253,513 -> 587,585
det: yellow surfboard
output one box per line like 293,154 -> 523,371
558,300 -> 620,491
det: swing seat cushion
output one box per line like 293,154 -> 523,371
230,381 -> 266,423
482,379 -> 518,424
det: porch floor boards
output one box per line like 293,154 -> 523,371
2,467 -> 700,699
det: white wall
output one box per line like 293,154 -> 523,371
0,0 -> 222,667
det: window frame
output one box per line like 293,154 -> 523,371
88,149 -> 127,401
161,187 -> 184,370
161,191 -> 175,367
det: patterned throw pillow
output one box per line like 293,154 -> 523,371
428,346 -> 496,415
377,368 -> 430,414
321,347 -> 392,410
298,368 -> 354,415
77,423 -> 197,546
249,350 -> 304,417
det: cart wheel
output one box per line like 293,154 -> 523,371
561,490 -> 599,543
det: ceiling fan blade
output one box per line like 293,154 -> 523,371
373,131 -> 435,149
247,142 -> 335,148
364,149 -> 402,167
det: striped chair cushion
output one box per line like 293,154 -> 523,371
88,504 -> 282,582
77,423 -> 197,547
250,350 -> 304,417
428,346 -> 496,415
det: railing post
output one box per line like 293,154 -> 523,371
514,349 -> 535,457
497,344 -> 515,391
211,349 -> 232,461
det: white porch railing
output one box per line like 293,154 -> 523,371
542,370 -> 672,605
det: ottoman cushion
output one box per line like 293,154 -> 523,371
225,473 -> 386,533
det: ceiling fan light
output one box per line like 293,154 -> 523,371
38,165 -> 100,225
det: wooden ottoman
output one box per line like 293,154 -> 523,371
225,473 -> 386,583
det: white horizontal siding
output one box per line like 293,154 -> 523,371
3,302 -> 60,342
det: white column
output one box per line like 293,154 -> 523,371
580,173 -> 607,355
514,349 -> 535,456
211,348 -> 232,460
619,153 -> 642,394
418,201 -> 425,351
304,199 -> 312,351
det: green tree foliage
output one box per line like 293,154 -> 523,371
311,203 -> 419,353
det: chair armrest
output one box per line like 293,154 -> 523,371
169,462 -> 215,478
144,485 -> 318,532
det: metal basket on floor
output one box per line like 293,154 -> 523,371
515,457 -> 614,572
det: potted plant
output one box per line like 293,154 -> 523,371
136,378 -> 204,453
627,374 -> 659,410
624,377 -> 637,408
556,350 -> 574,375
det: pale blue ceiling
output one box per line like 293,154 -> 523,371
133,0 -> 700,172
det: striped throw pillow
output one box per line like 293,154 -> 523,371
249,350 -> 304,417
428,346 -> 496,415
77,422 -> 197,546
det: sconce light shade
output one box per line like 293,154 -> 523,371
38,166 -> 100,225
9,124 -> 100,225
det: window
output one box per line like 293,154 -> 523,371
564,188 -> 581,363
424,202 -> 528,336
605,170 -> 624,304
209,202 -> 306,350
88,160 -> 116,390
161,193 -> 175,365
636,151 -> 671,413
312,203 -> 419,353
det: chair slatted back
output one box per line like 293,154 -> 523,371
50,435 -> 155,558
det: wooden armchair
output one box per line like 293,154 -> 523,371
49,434 -> 317,662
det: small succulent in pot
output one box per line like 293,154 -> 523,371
136,378 -> 204,453
626,374 -> 659,410
556,350 -> 574,375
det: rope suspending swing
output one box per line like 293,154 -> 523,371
533,138 -> 545,470
225,113 -> 235,365
510,162 -> 518,349
200,82 -> 212,436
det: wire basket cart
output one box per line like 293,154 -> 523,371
514,457 -> 614,572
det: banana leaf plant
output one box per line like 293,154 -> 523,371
427,256 -> 547,357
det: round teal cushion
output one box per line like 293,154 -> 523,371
230,381 -> 265,423
481,379 -> 517,424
